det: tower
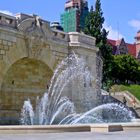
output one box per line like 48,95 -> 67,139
135,30 -> 140,58
60,0 -> 88,32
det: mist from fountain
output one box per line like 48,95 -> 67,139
21,53 -> 135,125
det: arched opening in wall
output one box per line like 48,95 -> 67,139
0,57 -> 53,124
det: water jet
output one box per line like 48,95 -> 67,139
21,53 -> 136,125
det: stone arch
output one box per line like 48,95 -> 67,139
0,57 -> 53,124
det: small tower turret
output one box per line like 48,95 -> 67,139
135,30 -> 140,58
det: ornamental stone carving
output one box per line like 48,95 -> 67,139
17,15 -> 51,58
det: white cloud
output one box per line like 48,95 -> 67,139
128,19 -> 140,30
0,10 -> 14,16
103,23 -> 124,40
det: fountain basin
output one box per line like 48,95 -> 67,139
1,119 -> 140,134
0,123 -> 138,134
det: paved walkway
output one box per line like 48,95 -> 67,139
0,131 -> 139,140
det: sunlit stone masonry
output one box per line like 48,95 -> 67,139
0,12 -> 101,124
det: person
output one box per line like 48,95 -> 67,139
132,97 -> 136,108
123,96 -> 127,105
46,84 -> 49,90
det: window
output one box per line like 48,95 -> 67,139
5,18 -> 13,24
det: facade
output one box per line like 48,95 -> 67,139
60,0 -> 88,32
107,31 -> 140,59
0,12 -> 100,124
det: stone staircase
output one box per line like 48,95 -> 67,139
102,90 -> 140,118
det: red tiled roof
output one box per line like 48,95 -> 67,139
107,39 -> 116,46
108,39 -> 124,46
107,39 -> 136,57
116,39 -> 122,46
126,43 -> 136,57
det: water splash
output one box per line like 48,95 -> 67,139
21,53 -> 135,125
69,103 -> 135,124
21,99 -> 34,125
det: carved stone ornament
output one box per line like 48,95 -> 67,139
17,15 -> 52,58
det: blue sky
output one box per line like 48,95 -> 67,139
0,0 -> 140,43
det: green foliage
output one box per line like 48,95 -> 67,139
83,0 -> 140,91
84,0 -> 113,90
84,0 -> 104,45
112,55 -> 140,83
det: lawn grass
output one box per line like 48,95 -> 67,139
111,85 -> 140,100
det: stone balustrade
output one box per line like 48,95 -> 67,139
68,32 -> 96,49
0,12 -> 16,28
0,12 -> 97,51
52,29 -> 69,42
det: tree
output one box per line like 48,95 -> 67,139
84,0 -> 113,90
84,0 -> 104,45
112,55 -> 140,84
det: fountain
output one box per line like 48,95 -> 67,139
21,53 -> 135,125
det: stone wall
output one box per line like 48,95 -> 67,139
0,13 -> 100,124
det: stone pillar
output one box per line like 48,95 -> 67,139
67,32 -> 102,113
